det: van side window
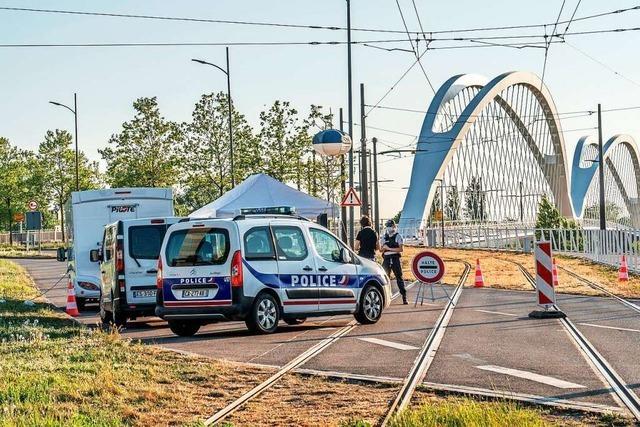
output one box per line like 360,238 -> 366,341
272,226 -> 308,261
165,228 -> 230,267
309,228 -> 343,263
244,227 -> 276,260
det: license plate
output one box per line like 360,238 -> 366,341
132,290 -> 156,298
182,289 -> 209,298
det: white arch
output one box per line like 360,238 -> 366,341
399,71 -> 573,234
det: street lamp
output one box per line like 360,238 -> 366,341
192,47 -> 235,187
49,94 -> 79,191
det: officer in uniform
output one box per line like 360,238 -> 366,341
380,219 -> 407,304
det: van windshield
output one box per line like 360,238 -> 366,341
165,228 -> 230,267
129,225 -> 168,260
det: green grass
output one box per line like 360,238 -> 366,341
0,259 -> 240,426
387,398 -> 553,427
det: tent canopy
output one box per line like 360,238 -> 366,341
190,173 -> 339,218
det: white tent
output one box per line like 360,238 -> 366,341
190,173 -> 339,218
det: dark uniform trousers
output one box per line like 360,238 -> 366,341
382,232 -> 406,298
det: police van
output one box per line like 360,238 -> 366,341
96,217 -> 181,326
155,207 -> 392,336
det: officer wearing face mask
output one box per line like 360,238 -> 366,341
380,219 -> 407,304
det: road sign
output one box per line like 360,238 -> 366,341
411,251 -> 445,284
13,212 -> 24,222
28,200 -> 38,211
25,211 -> 42,231
340,187 -> 362,207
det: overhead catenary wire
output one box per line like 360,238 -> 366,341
2,5 -> 639,36
565,41 -> 640,89
540,1 -> 566,90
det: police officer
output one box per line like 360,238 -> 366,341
380,219 -> 407,304
354,215 -> 379,261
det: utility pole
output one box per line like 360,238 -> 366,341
6,197 -> 11,246
372,137 -> 380,233
598,103 -> 606,230
519,180 -> 524,223
359,83 -> 369,216
339,108 -> 347,241
73,93 -> 79,191
346,0 -> 355,246
226,47 -> 235,187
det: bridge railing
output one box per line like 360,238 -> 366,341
419,226 -> 640,273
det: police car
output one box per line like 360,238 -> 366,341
155,207 -> 392,336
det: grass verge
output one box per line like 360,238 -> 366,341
0,259 -> 272,426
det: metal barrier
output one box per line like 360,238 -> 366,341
0,229 -> 63,245
421,226 -> 640,273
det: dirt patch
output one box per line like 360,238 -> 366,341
399,246 -> 640,298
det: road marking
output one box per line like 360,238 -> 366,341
578,323 -> 640,333
316,327 -> 337,331
475,365 -> 585,389
474,309 -> 518,317
357,337 -> 418,351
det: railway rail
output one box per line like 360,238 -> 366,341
380,261 -> 471,426
203,282 -> 417,425
512,261 -> 640,421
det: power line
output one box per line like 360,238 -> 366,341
2,4 -> 638,36
565,41 -> 640,89
561,0 -> 582,37
540,0 -> 566,88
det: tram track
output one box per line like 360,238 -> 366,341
203,281 -> 418,425
380,261 -> 471,426
557,265 -> 640,314
512,261 -> 640,421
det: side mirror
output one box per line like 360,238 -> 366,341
56,247 -> 67,262
340,247 -> 352,264
89,249 -> 101,263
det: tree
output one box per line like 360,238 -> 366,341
177,92 -> 258,213
429,187 -> 441,225
38,129 -> 101,240
0,137 -> 33,232
445,186 -> 461,222
464,177 -> 487,222
258,101 -> 305,183
100,97 -> 182,188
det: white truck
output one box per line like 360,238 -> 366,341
57,188 -> 174,311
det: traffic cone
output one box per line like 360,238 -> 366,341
552,258 -> 559,287
619,255 -> 629,282
474,258 -> 485,288
66,280 -> 80,317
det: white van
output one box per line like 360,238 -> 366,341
155,208 -> 392,336
57,188 -> 174,310
97,217 -> 182,326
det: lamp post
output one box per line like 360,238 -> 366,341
192,48 -> 235,187
49,93 -> 79,191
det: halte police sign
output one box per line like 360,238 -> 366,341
411,251 -> 445,283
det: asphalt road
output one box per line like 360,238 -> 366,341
13,257 -> 638,414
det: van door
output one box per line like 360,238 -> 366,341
100,226 -> 116,309
162,224 -> 233,308
125,223 -> 169,307
271,224 -> 318,314
307,227 -> 358,312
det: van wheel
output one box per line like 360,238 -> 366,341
284,318 -> 306,326
76,297 -> 86,311
355,286 -> 383,325
111,292 -> 127,328
168,320 -> 200,337
246,293 -> 280,334
99,296 -> 112,326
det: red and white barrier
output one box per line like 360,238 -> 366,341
535,241 -> 556,308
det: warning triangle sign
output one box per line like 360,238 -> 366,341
341,187 -> 362,207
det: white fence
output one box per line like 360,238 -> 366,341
0,229 -> 63,245
421,226 -> 640,273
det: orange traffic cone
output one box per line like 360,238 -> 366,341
552,258 -> 559,287
619,255 -> 629,282
474,258 -> 485,288
66,280 -> 80,317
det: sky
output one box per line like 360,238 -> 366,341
2,0 -> 640,219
